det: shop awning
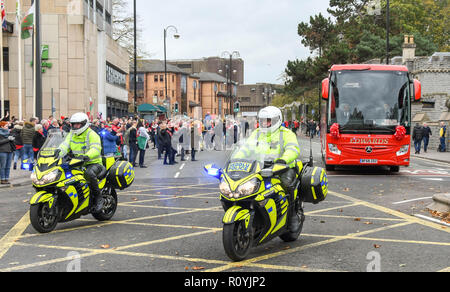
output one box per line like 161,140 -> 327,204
138,104 -> 159,112
156,105 -> 167,113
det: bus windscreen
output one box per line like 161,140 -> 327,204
328,71 -> 411,133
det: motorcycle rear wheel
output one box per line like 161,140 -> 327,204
92,187 -> 118,221
223,221 -> 253,262
30,204 -> 58,233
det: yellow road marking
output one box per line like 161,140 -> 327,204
438,267 -> 450,272
0,212 -> 30,260
207,222 -> 412,272
305,203 -> 362,215
329,191 -> 450,233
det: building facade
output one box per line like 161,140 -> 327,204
129,61 -> 237,120
237,83 -> 283,115
0,0 -> 129,121
168,56 -> 244,86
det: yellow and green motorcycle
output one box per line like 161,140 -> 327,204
26,131 -> 135,233
205,142 -> 328,261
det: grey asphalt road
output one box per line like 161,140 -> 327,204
0,138 -> 449,272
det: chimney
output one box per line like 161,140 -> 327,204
402,35 -> 416,63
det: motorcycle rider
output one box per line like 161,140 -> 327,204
58,113 -> 105,212
234,106 -> 302,233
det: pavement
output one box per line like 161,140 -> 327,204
411,151 -> 450,165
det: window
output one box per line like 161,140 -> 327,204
160,90 -> 164,97
154,75 -> 158,82
172,75 -> 175,83
160,75 -> 164,82
172,90 -> 175,97
154,91 -> 158,98
96,1 -> 103,14
2,48 -> 9,71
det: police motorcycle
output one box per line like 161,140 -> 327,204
205,140 -> 328,262
27,131 -> 135,233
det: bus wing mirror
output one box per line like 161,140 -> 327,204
322,78 -> 329,100
413,79 -> 421,101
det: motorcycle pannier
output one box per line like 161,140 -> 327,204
299,166 -> 328,204
108,160 -> 135,190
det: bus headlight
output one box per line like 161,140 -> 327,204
396,145 -> 410,156
328,144 -> 341,155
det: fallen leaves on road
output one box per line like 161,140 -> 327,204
343,187 -> 350,192
427,209 -> 450,224
354,218 -> 361,221
100,244 -> 111,249
191,266 -> 205,271
373,244 -> 381,249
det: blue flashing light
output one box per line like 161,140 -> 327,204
265,183 -> 272,189
207,168 -> 220,177
21,163 -> 31,171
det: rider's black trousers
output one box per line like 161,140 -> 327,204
84,164 -> 104,198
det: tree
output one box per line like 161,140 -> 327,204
298,13 -> 336,57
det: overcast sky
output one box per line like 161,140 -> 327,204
129,0 -> 331,85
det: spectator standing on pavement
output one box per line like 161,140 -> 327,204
422,123 -> 432,153
128,121 -> 138,167
439,122 -> 447,152
11,122 -> 24,170
100,125 -> 118,156
158,121 -> 174,165
0,121 -> 16,184
21,118 -> 37,163
32,124 -> 46,160
137,120 -> 149,168
412,123 -> 424,154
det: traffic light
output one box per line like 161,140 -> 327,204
234,102 -> 240,113
174,102 -> 179,113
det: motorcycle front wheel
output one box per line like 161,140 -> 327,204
30,204 -> 58,233
223,221 -> 253,262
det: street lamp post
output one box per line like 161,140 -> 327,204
133,0 -> 137,114
164,25 -> 180,117
221,51 -> 240,117
386,0 -> 390,65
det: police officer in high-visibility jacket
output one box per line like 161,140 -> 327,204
234,106 -> 302,233
58,113 -> 105,212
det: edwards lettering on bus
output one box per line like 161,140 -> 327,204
349,138 -> 390,145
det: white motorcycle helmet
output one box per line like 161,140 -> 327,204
258,106 -> 283,134
70,112 -> 90,136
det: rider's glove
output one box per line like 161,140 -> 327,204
78,155 -> 90,163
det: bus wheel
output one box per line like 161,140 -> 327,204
390,166 -> 400,173
326,165 -> 335,171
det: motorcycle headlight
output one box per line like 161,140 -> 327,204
396,145 -> 409,156
219,180 -> 232,196
33,170 -> 61,185
237,179 -> 259,197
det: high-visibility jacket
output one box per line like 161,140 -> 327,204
440,126 -> 447,138
233,127 -> 300,168
59,128 -> 102,165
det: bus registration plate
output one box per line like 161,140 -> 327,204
360,159 -> 378,164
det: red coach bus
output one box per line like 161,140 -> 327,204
319,64 -> 422,173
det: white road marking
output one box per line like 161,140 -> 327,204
180,163 -> 185,170
414,214 -> 450,227
174,172 -> 180,179
392,197 -> 433,205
